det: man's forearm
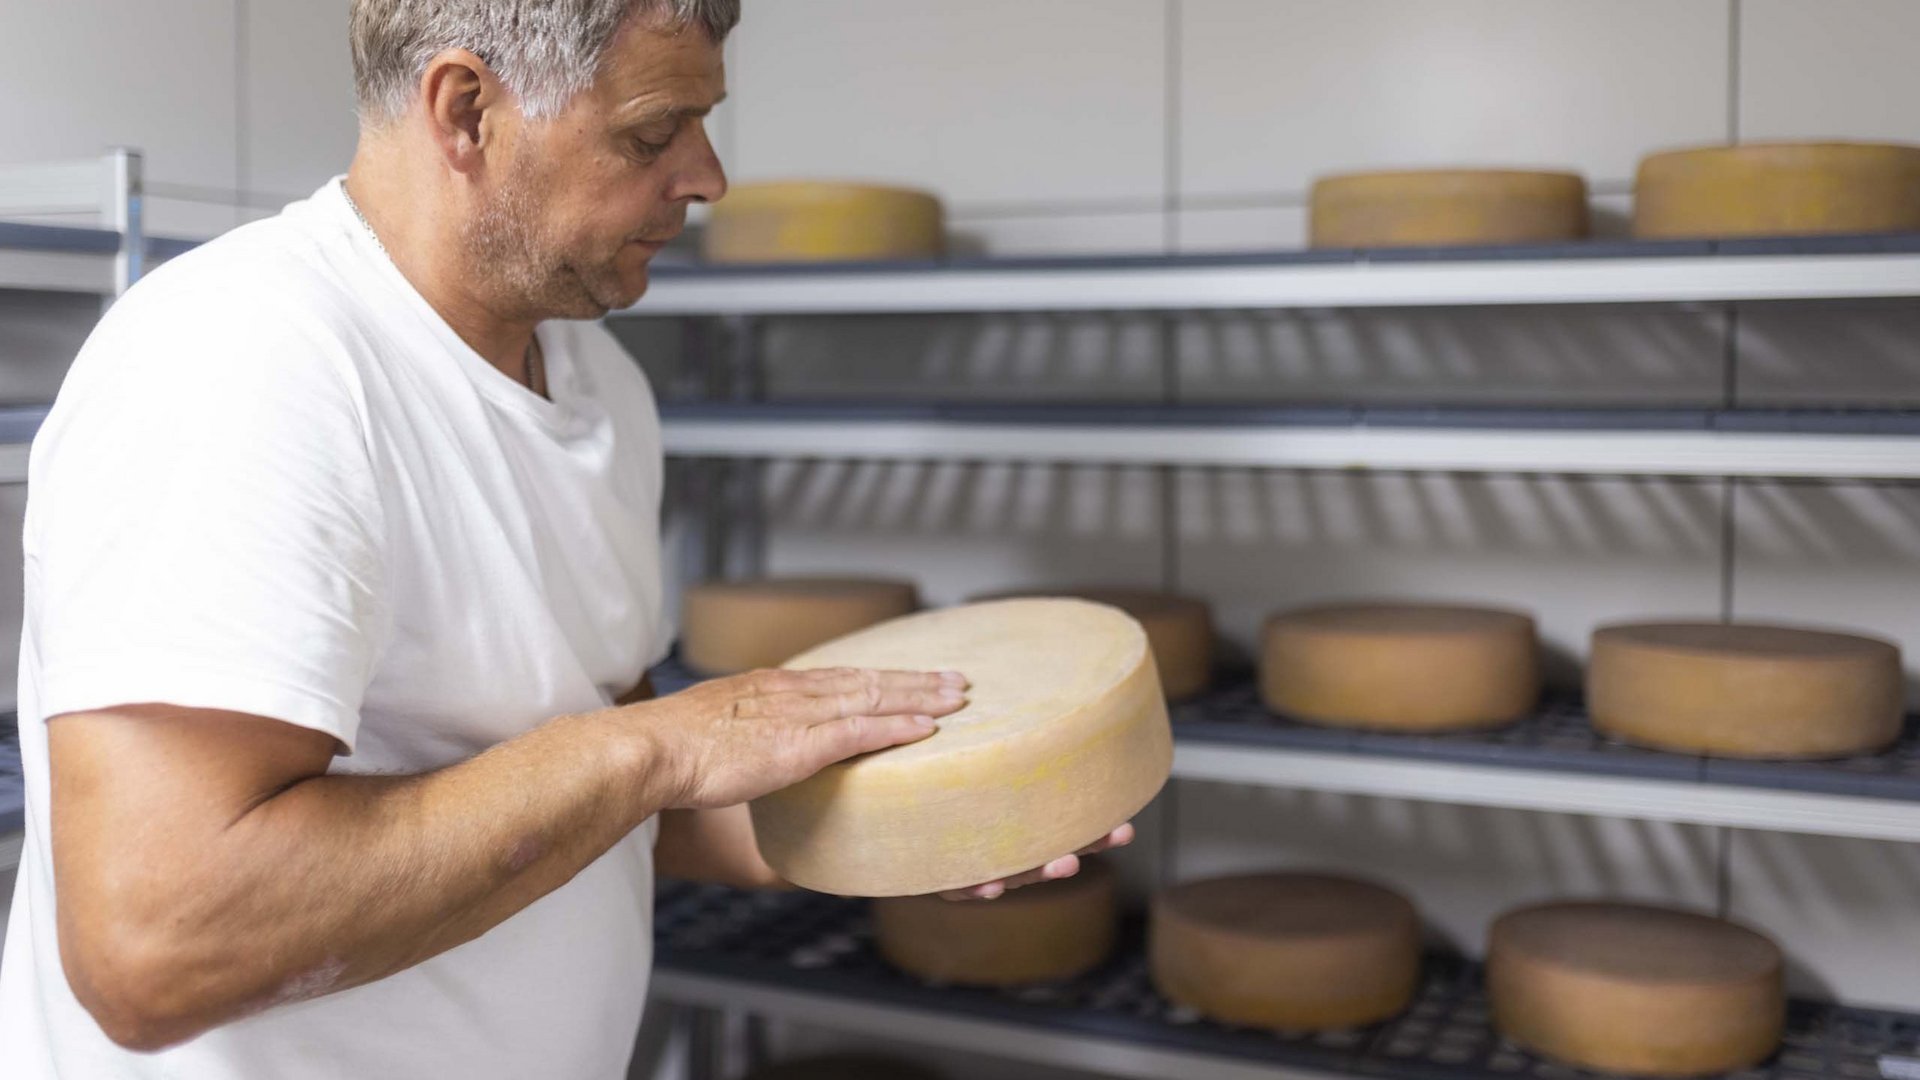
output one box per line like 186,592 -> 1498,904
57,706 -> 675,1049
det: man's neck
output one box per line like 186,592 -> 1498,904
343,152 -> 542,388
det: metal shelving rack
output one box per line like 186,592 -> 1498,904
622,237 -> 1920,1078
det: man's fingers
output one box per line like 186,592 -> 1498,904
800,668 -> 968,722
1078,822 -> 1135,855
806,712 -> 938,767
939,853 -> 1081,902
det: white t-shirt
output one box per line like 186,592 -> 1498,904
0,179 -> 672,1079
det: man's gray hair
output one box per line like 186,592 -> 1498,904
351,0 -> 738,123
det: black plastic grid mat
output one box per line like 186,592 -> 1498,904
648,657 -> 1920,804
654,883 -> 1920,1080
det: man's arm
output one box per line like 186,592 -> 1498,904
50,667 -> 964,1051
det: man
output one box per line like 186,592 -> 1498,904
0,2 -> 1129,1076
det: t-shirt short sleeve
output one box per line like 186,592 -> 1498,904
28,281 -> 388,751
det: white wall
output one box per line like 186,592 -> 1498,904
7,1 -> 1920,1075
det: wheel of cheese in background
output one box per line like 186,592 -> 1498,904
1150,872 -> 1422,1031
1260,603 -> 1540,732
1588,621 -> 1902,759
1309,169 -> 1589,249
1635,142 -> 1920,239
752,599 -> 1172,897
873,856 -> 1118,986
678,578 -> 919,675
704,181 -> 946,264
971,586 -> 1216,701
1488,901 -> 1785,1077
743,1055 -> 947,1080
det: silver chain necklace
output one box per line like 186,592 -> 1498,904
342,180 -> 547,397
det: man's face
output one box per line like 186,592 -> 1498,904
464,17 -> 728,320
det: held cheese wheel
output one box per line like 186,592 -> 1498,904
1310,169 -> 1589,249
679,578 -> 918,675
704,181 -> 946,264
752,599 -> 1172,897
1260,603 -> 1540,732
1150,873 -> 1421,1031
1634,142 -> 1920,239
1588,621 -> 1903,759
874,857 -> 1118,986
1488,901 -> 1785,1078
971,586 -> 1215,701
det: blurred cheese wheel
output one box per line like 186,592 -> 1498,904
1588,621 -> 1902,759
679,578 -> 918,675
1260,603 -> 1539,732
744,1055 -> 947,1080
972,586 -> 1215,701
1310,169 -> 1589,248
1635,142 -> 1920,239
705,182 -> 946,263
874,857 -> 1117,986
754,599 -> 1172,896
1489,901 -> 1785,1077
1151,873 -> 1421,1030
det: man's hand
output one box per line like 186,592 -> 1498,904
937,823 -> 1136,902
638,666 -> 970,810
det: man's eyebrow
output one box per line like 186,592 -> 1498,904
617,91 -> 728,126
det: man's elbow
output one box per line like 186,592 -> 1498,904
62,924 -> 220,1052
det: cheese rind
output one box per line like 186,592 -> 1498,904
679,578 -> 919,675
1310,169 -> 1589,249
1488,901 -> 1785,1078
874,857 -> 1118,986
705,182 -> 946,264
1260,603 -> 1540,731
1634,142 -> 1920,239
972,586 -> 1215,701
1150,872 -> 1422,1030
752,599 -> 1173,897
1588,621 -> 1902,759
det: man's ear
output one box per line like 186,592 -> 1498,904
416,48 -> 513,175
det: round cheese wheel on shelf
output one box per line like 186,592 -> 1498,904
1488,900 -> 1785,1077
679,578 -> 919,675
873,856 -> 1118,986
1150,872 -> 1421,1031
971,586 -> 1216,701
752,599 -> 1172,897
744,1055 -> 947,1080
1634,142 -> 1920,239
1310,169 -> 1589,249
1588,621 -> 1902,759
704,181 -> 946,264
1260,603 -> 1539,732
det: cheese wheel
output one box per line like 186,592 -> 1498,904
705,182 -> 946,264
1588,621 -> 1902,759
679,578 -> 919,675
744,1056 -> 947,1080
1260,603 -> 1540,732
971,587 -> 1215,701
1488,901 -> 1785,1077
1635,142 -> 1920,239
752,599 -> 1172,897
1151,873 -> 1421,1030
1310,169 -> 1589,249
874,857 -> 1117,986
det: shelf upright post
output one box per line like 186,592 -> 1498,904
104,148 -> 144,300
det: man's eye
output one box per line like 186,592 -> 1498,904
631,129 -> 677,158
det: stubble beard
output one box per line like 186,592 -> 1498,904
462,161 -> 639,321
